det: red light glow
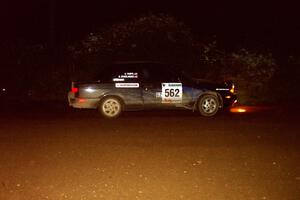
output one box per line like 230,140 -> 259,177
78,98 -> 86,103
230,107 -> 247,113
230,105 -> 273,113
72,87 -> 78,93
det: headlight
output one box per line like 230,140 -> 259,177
230,83 -> 235,94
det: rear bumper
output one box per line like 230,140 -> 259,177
68,92 -> 98,109
69,98 -> 99,109
68,92 -> 75,106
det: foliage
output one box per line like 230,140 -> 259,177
70,14 -> 280,104
71,14 -> 199,78
0,14 -> 284,104
188,39 -> 278,104
228,49 -> 278,104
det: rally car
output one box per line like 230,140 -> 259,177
68,62 -> 237,118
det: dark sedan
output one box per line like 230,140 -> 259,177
68,62 -> 237,118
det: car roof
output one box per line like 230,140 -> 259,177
112,60 -> 166,65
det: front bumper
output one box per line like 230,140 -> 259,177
223,94 -> 238,107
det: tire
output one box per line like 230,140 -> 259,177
98,97 -> 123,118
198,94 -> 219,117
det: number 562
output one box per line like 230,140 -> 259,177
164,88 -> 180,97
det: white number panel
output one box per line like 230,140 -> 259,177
161,83 -> 182,103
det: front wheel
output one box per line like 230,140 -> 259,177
198,94 -> 219,117
99,97 -> 122,118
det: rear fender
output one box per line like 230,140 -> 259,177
98,93 -> 125,109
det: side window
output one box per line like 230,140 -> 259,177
142,64 -> 179,83
160,67 -> 179,82
95,68 -> 114,82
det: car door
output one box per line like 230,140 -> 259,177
141,64 -> 183,108
108,64 -> 143,107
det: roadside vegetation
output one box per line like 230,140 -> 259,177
71,14 -> 278,104
2,14 -> 297,105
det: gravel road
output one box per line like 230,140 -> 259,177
0,107 -> 299,200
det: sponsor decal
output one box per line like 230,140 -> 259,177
113,78 -> 125,82
156,92 -> 161,98
115,83 -> 139,88
216,88 -> 230,91
161,83 -> 182,103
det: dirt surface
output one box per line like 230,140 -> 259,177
0,107 -> 299,200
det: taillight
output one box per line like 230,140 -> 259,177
72,87 -> 78,93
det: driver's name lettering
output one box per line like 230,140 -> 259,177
118,72 -> 138,79
161,83 -> 182,103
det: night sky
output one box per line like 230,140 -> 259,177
1,0 -> 300,54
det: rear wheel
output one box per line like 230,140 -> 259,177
198,94 -> 219,117
99,97 -> 122,118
